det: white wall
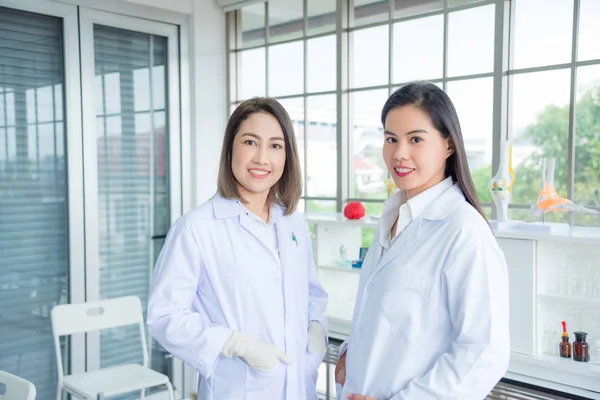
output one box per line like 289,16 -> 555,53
124,0 -> 193,13
190,0 -> 228,206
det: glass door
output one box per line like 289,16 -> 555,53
0,1 -> 85,398
79,7 -> 182,393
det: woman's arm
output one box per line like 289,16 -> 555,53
147,217 -> 232,378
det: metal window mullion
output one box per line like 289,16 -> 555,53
265,1 -> 270,96
388,0 -> 393,93
148,36 -> 157,313
337,0 -> 349,212
226,11 -> 237,105
567,0 -> 580,225
490,0 -> 511,220
442,0 -> 449,90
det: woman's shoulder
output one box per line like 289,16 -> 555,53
446,202 -> 495,243
170,197 -> 219,234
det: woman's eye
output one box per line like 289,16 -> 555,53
244,140 -> 257,146
385,137 -> 396,143
272,143 -> 283,149
411,137 -> 422,143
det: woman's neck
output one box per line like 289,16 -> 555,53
239,188 -> 270,222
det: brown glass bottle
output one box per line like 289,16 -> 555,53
560,321 -> 571,358
560,335 -> 572,358
573,331 -> 590,362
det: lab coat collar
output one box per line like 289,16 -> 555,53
420,183 -> 465,221
372,183 -> 466,277
212,193 -> 285,223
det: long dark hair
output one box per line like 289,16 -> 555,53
381,81 -> 487,221
217,97 -> 302,215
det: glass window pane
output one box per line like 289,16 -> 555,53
510,69 -> 571,206
352,26 -> 389,88
268,41 -> 304,97
308,0 -> 336,35
393,0 -> 442,18
93,25 -> 171,377
351,89 -> 389,199
240,3 -> 265,48
277,97 -> 305,195
306,199 -> 337,212
352,0 -> 388,27
447,77 -> 493,204
0,7 -> 67,399
306,95 -> 337,197
361,202 -> 383,246
307,35 -> 336,93
574,65 -> 600,209
448,4 -> 495,77
578,0 -> 600,62
393,15 -> 443,83
513,0 -> 573,69
269,0 -> 303,43
239,48 -> 266,100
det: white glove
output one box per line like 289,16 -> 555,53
221,331 -> 292,370
307,321 -> 327,354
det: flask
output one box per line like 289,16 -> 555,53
559,321 -> 571,358
573,331 -> 590,362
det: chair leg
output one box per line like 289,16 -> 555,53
139,388 -> 145,400
166,381 -> 175,400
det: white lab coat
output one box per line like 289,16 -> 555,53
147,194 -> 328,400
340,184 -> 510,400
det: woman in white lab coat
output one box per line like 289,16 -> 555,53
335,81 -> 510,400
147,98 -> 329,400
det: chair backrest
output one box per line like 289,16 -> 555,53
50,296 -> 148,378
51,296 -> 143,336
0,370 -> 36,400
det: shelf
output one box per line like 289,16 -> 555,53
304,211 -> 600,244
510,352 -> 600,379
318,264 -> 362,274
537,293 -> 600,307
304,212 -> 379,229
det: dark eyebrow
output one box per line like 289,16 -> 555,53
383,129 -> 429,136
240,132 -> 285,141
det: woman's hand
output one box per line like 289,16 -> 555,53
346,394 -> 379,400
335,352 -> 347,385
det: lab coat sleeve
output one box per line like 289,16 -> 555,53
303,220 -> 329,333
390,231 -> 510,400
147,217 -> 233,378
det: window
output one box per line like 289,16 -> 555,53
228,0 -> 600,225
509,0 -> 600,224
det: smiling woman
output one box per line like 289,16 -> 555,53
147,96 -> 329,400
218,97 -> 303,217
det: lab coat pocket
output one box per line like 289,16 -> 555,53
212,356 -> 246,399
245,362 -> 286,400
380,268 -> 435,340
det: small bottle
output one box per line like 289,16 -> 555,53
573,331 -> 590,362
559,321 -> 571,358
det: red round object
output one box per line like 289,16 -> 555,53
344,201 -> 366,220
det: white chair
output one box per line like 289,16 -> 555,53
51,296 -> 175,400
0,369 -> 36,400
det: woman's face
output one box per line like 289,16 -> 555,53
231,112 -> 287,201
383,104 -> 452,199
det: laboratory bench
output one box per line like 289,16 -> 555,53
306,212 -> 600,400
